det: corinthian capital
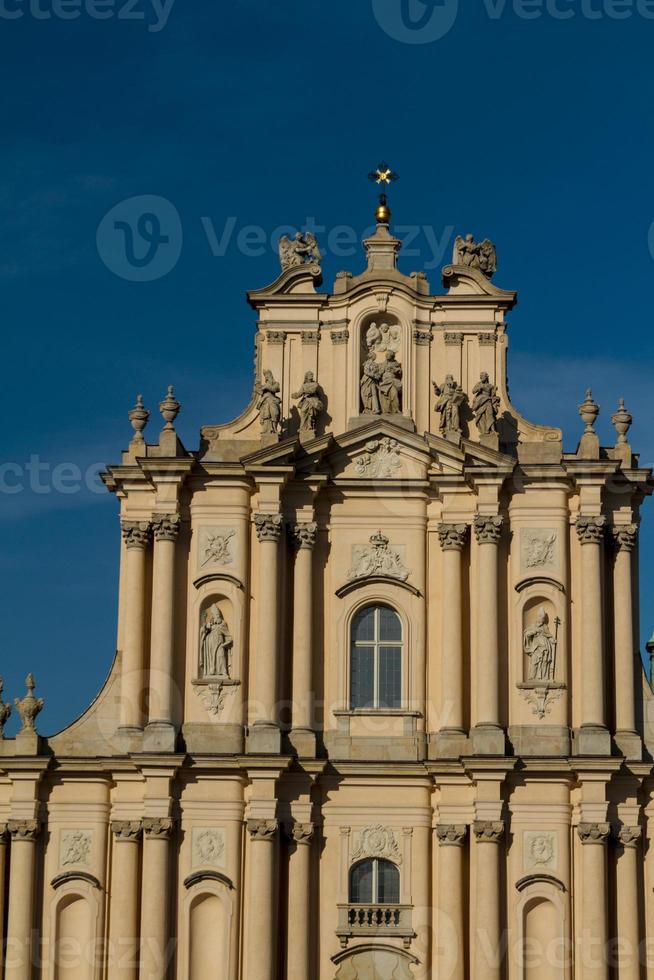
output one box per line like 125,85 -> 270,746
247,819 -> 278,841
121,520 -> 152,550
437,824 -> 468,847
111,820 -> 143,843
473,820 -> 504,844
152,513 -> 181,542
438,524 -> 469,552
575,515 -> 606,546
474,515 -> 504,546
254,513 -> 283,543
8,819 -> 40,841
292,522 -> 317,551
291,822 -> 315,845
618,825 -> 642,849
141,817 -> 174,840
612,524 -> 639,553
577,822 -> 610,844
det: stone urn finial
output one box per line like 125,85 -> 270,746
15,674 -> 44,734
128,394 -> 150,442
578,389 -> 600,433
159,385 -> 181,430
611,398 -> 632,445
0,678 -> 11,737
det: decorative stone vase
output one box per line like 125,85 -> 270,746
128,394 -> 150,441
578,389 -> 599,432
159,386 -> 181,429
611,398 -> 632,444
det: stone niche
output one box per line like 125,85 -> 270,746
188,592 -> 241,732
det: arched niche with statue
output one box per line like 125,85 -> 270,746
358,313 -> 406,420
187,579 -> 244,734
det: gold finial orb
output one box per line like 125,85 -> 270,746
368,162 -> 399,225
375,194 -> 392,225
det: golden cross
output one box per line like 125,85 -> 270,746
368,162 -> 399,186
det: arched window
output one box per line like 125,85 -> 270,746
349,859 -> 400,904
350,605 -> 403,710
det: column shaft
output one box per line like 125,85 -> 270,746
292,528 -> 315,734
247,822 -> 278,980
108,823 -> 142,980
286,827 -> 313,980
577,518 -> 606,729
477,543 -> 499,725
613,530 -> 637,735
139,822 -> 172,980
5,826 -> 38,980
148,516 -> 179,727
0,832 -> 8,977
473,823 -> 503,980
253,516 -> 281,727
615,831 -> 641,980
579,830 -> 609,980
436,827 -> 466,980
438,527 -> 467,733
120,523 -> 150,731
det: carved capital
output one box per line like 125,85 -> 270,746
444,332 -> 463,346
478,332 -> 497,346
437,824 -> 468,847
266,331 -> 286,345
577,822 -> 610,845
413,329 -> 432,346
473,821 -> 504,844
330,329 -> 350,345
474,515 -> 504,546
8,819 -> 40,842
301,330 -> 319,345
247,819 -> 278,842
121,520 -> 151,550
617,825 -> 642,849
291,823 -> 315,846
151,513 -> 181,542
111,820 -> 143,843
438,524 -> 469,552
292,522 -> 317,551
142,818 -> 174,841
575,515 -> 606,546
612,524 -> 639,553
254,513 -> 283,543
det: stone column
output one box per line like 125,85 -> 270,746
612,525 -> 640,757
436,825 -> 467,980
472,517 -> 505,754
139,818 -> 174,980
108,821 -> 142,980
578,823 -> 610,980
246,820 -> 279,980
145,513 -> 180,752
251,515 -> 282,752
120,521 -> 151,733
615,826 -> 642,980
437,526 -> 468,748
576,517 -> 609,754
286,823 -> 314,980
0,825 -> 8,976
5,820 -> 40,980
290,523 -> 317,757
473,821 -> 504,980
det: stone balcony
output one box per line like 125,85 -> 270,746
336,904 -> 414,949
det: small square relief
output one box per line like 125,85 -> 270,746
523,831 -> 558,872
60,830 -> 92,868
197,527 -> 237,572
192,828 -> 226,869
521,529 -> 558,571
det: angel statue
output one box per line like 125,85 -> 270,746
472,372 -> 501,435
433,376 -> 467,435
200,604 -> 233,679
256,370 -> 282,435
453,234 -> 497,279
292,371 -> 324,432
278,232 -> 322,271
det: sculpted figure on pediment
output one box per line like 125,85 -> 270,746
472,372 -> 500,435
279,231 -> 321,270
256,370 -> 282,435
453,234 -> 497,279
292,371 -> 324,432
434,376 -> 467,435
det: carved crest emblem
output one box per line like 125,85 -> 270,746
522,529 -> 558,569
351,825 -> 402,865
347,532 -> 409,583
192,828 -> 226,869
524,831 -> 557,872
355,438 -> 402,479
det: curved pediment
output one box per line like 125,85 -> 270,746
442,263 -> 518,304
247,262 -> 324,301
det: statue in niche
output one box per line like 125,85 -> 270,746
278,232 -> 322,271
200,603 -> 233,679
256,370 -> 282,435
433,376 -> 467,435
366,321 -> 401,355
472,372 -> 501,435
361,354 -> 383,415
378,352 -> 403,415
292,371 -> 324,432
523,608 -> 559,682
453,234 -> 497,279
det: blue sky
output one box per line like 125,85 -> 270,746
1,0 -> 653,733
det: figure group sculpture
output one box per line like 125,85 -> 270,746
434,372 -> 501,438
453,234 -> 498,279
361,352 -> 403,416
278,232 -> 322,271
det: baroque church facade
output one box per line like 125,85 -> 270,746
1,193 -> 654,980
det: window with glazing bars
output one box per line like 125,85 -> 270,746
350,605 -> 403,710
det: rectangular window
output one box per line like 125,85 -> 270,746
350,646 -> 375,709
378,647 -> 402,708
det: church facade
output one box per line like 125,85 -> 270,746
1,194 -> 654,980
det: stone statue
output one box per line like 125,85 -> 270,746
256,370 -> 282,435
200,604 -> 233,679
523,609 -> 558,682
291,372 -> 324,432
433,376 -> 467,435
360,354 -> 383,415
366,321 -> 401,355
278,232 -> 322,271
453,234 -> 497,279
378,352 -> 403,415
472,372 -> 501,435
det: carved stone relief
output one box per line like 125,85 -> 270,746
523,831 -> 557,872
355,438 -> 402,479
522,529 -> 558,570
192,828 -> 226,869
193,681 -> 237,717
335,949 -> 415,980
347,532 -> 409,583
60,830 -> 92,867
351,825 -> 402,864
198,527 -> 236,570
519,686 -> 565,720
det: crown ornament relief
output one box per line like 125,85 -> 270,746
347,532 -> 409,583
15,674 -> 43,734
